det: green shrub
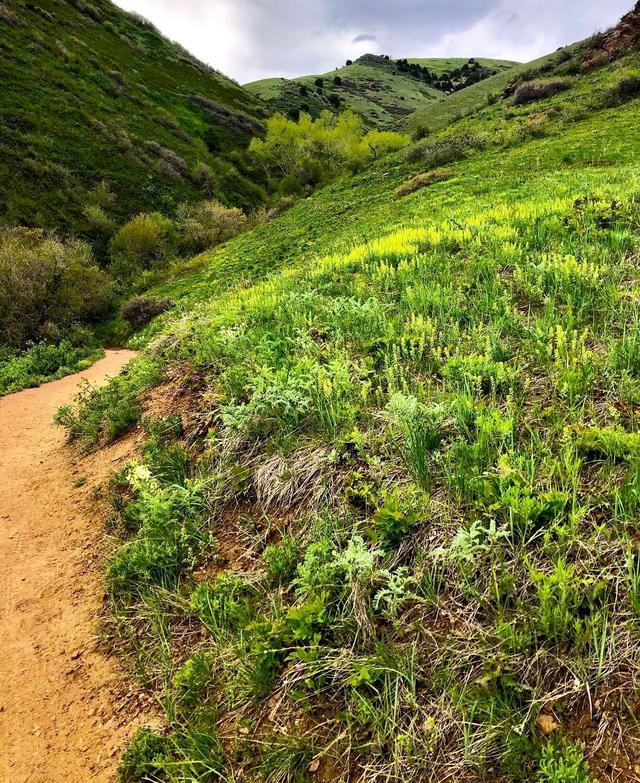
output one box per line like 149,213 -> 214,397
176,199 -> 248,254
119,728 -> 171,783
0,228 -> 113,347
121,295 -> 174,331
109,212 -> 176,276
249,110 -> 409,190
606,75 -> 640,106
369,492 -> 419,547
386,394 -> 445,488
404,133 -> 484,168
172,651 -> 216,706
263,537 -> 302,586
190,574 -> 256,638
107,470 -> 206,599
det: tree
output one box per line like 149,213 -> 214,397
346,59 -> 353,66
314,77 -> 324,88
333,75 -> 342,85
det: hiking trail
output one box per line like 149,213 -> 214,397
0,350 -> 155,782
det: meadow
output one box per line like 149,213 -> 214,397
55,40 -> 640,782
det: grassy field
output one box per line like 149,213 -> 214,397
0,0 -> 267,243
59,37 -> 640,783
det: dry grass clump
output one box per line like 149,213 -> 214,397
395,167 -> 453,198
512,78 -> 572,105
0,3 -> 17,25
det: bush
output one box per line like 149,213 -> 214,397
121,296 -> 174,331
109,212 -> 176,276
176,199 -> 248,254
395,167 -> 453,198
512,79 -> 572,105
404,133 -> 485,168
0,228 -> 113,347
606,75 -> 640,106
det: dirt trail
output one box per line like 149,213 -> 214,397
0,350 -> 154,783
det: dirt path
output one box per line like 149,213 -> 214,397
0,350 -> 154,783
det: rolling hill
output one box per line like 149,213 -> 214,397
0,0 -> 268,245
56,7 -> 640,781
246,54 -> 518,128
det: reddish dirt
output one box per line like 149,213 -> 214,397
0,350 -> 157,783
581,2 -> 640,69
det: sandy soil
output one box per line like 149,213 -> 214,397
0,350 -> 155,783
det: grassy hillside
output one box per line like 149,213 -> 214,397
405,46 -> 580,134
58,31 -> 640,783
408,56 -> 518,75
0,0 -> 268,243
246,56 -> 517,128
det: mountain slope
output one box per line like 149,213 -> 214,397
0,0 -> 268,243
405,45 -> 581,133
246,55 -> 517,128
59,27 -> 640,783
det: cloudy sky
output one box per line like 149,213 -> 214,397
114,0 -> 631,84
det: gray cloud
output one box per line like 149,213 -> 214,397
114,0 -> 632,83
353,33 -> 378,43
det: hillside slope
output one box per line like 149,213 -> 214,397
405,46 -> 581,133
59,26 -> 640,783
0,0 -> 267,242
246,55 -> 517,127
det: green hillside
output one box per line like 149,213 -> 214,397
58,19 -> 640,782
246,55 -> 517,128
0,0 -> 268,243
405,46 -> 580,134
408,56 -> 518,74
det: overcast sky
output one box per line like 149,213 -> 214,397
114,0 -> 631,84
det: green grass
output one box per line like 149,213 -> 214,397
0,341 -> 104,396
0,0 -> 267,248
60,42 -> 640,783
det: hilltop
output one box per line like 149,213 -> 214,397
0,0 -> 268,243
246,54 -> 517,127
53,7 -> 640,782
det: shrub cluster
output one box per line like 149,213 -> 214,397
404,133 -> 485,167
121,296 -> 174,331
249,110 -> 409,191
512,79 -> 572,105
0,228 -> 112,347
